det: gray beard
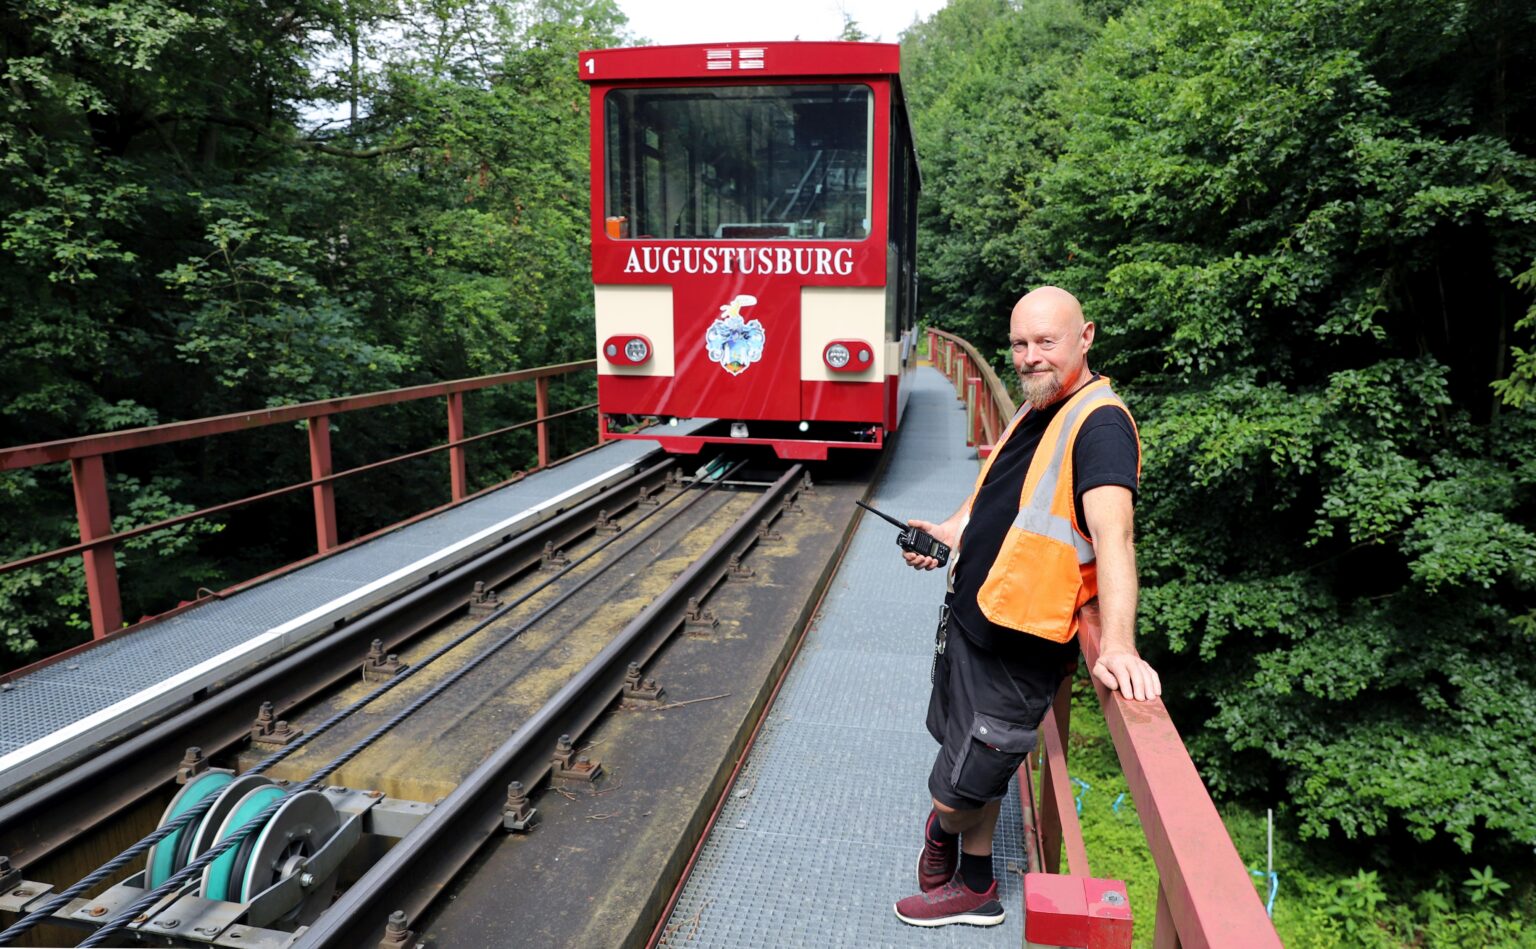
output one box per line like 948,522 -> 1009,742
1019,372 -> 1062,410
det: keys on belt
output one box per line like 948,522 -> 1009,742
930,605 -> 949,684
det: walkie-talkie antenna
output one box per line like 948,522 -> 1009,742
855,499 -> 908,530
853,499 -> 950,566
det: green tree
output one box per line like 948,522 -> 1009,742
901,0 -> 1097,346
902,0 -> 1536,908
1029,0 -> 1536,855
0,0 -> 626,668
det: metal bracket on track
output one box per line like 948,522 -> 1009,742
250,702 -> 304,750
502,782 -> 536,832
727,554 -> 754,580
540,542 -> 571,572
361,640 -> 409,682
551,734 -> 603,783
621,662 -> 666,705
683,598 -> 719,636
466,582 -> 500,619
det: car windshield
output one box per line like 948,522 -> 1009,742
605,84 -> 871,241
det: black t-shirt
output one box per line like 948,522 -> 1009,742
949,378 -> 1139,656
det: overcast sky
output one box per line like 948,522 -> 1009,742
616,0 -> 948,46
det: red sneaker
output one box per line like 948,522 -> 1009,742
894,878 -> 1005,928
917,812 -> 957,891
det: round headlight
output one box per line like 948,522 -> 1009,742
605,343 -> 618,357
825,343 -> 850,369
624,338 -> 649,362
858,349 -> 871,363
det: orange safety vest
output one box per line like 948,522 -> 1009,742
964,376 -> 1140,643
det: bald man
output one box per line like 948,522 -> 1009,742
893,287 -> 1161,928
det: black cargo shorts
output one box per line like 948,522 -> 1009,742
925,610 -> 1070,810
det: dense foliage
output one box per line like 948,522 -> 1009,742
4,0 -> 1534,935
1,0 -> 623,666
903,0 -> 1536,925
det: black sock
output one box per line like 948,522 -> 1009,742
926,811 -> 957,848
960,851 -> 994,892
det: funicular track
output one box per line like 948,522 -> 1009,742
0,456 -> 682,872
0,453 -> 873,948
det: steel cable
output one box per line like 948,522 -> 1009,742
2,459 -> 741,946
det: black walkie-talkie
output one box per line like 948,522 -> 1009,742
855,500 -> 951,566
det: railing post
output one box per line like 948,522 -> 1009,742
967,377 -> 982,446
69,455 -> 122,639
307,416 -> 339,553
1037,673 -> 1075,873
446,391 -> 467,502
535,376 -> 550,469
1154,881 -> 1183,949
1038,754 -> 1063,874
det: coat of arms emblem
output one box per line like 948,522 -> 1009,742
705,294 -> 765,376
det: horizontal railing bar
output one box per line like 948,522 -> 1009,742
1077,607 -> 1281,949
0,402 -> 597,576
0,361 -> 596,470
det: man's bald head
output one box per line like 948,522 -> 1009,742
1012,286 -> 1086,333
1008,286 -> 1094,409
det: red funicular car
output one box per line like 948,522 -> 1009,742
580,41 -> 919,461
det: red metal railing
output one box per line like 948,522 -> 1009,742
0,361 -> 599,647
927,328 -> 1009,454
925,327 -> 1280,949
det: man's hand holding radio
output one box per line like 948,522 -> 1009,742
902,510 -> 963,571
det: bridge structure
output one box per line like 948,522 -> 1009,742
0,332 -> 1281,948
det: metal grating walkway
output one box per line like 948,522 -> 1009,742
0,425 -> 709,791
664,367 -> 1032,947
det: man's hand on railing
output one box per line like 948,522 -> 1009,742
1092,649 -> 1162,702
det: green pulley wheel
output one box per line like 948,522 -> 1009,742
238,789 -> 342,924
186,774 -> 276,865
145,771 -> 233,889
199,785 -> 287,903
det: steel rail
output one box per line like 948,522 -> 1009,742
296,464 -> 805,948
0,458 -> 675,868
19,459 -> 745,946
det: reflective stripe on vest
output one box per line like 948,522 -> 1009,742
1013,508 -> 1096,564
965,376 -> 1140,643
